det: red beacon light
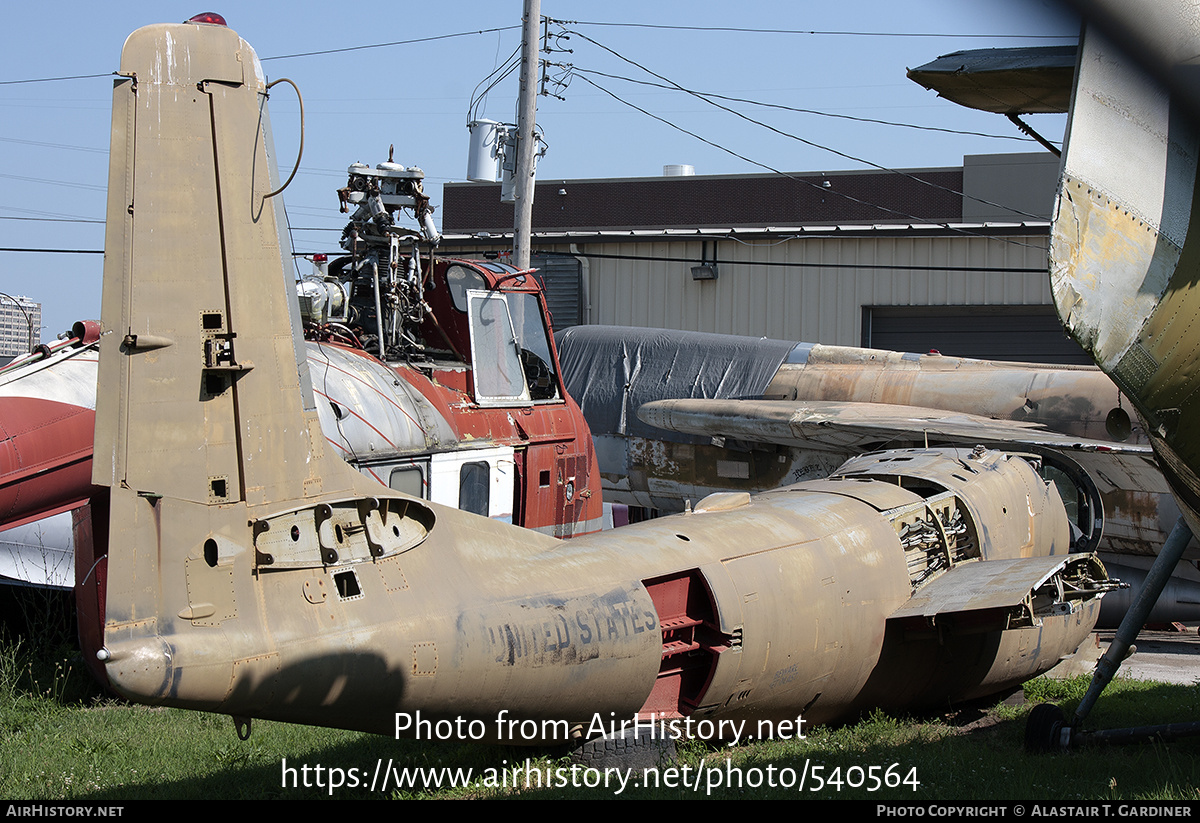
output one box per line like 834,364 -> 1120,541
187,12 -> 227,26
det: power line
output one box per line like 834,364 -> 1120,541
0,20 -> 1060,257
0,214 -> 342,229
0,19 -> 1076,89
0,247 -> 103,254
0,19 -> 1073,86
469,44 -> 523,124
0,204 -> 102,221
0,235 -> 1051,262
0,136 -> 107,154
0,73 -> 112,87
263,26 -> 521,61
558,20 -> 1077,39
1,26 -> 523,85
568,67 -> 1042,144
0,216 -> 103,224
0,173 -> 106,192
564,28 -> 1051,225
570,73 -> 1044,252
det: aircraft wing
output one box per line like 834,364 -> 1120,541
637,397 -> 1154,457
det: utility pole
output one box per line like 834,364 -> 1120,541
512,0 -> 540,270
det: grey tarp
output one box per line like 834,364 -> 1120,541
554,325 -> 796,442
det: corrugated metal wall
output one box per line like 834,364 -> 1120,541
530,231 -> 1051,347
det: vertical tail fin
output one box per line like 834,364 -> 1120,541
91,21 -> 399,699
95,21 -> 358,507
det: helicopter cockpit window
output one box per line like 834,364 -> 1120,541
446,265 -> 487,313
466,289 -> 562,405
467,290 -> 530,405
507,292 -> 560,401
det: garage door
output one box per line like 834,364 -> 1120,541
864,306 -> 1093,365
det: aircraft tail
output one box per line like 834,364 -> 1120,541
90,19 -> 447,709
95,21 -> 359,507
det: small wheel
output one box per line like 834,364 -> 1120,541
1025,703 -> 1066,753
570,725 -> 677,770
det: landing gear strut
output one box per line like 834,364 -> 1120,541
1025,517 -> 1194,752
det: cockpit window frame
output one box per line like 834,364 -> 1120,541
464,288 -> 562,407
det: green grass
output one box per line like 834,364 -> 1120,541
5,670 -> 1200,800
4,599 -> 1200,800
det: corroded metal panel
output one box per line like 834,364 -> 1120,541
1050,22 -> 1195,368
1050,15 -> 1200,538
1049,22 -> 1194,373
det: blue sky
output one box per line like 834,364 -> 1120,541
0,1 -> 1079,338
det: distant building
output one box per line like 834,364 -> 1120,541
0,295 -> 41,357
438,152 -> 1086,364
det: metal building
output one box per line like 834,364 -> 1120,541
439,151 -> 1087,364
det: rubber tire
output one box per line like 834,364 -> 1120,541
570,725 -> 678,770
1025,703 -> 1067,753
